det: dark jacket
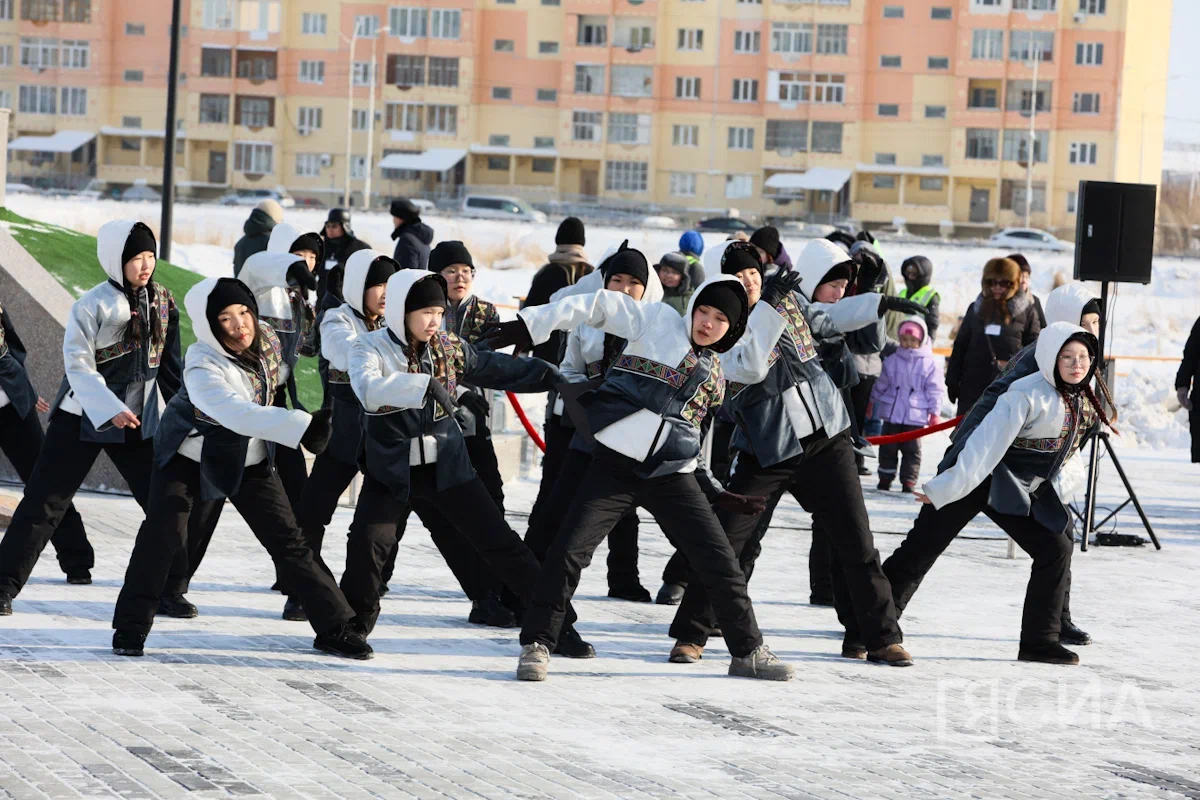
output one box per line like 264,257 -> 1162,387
661,274 -> 694,316
232,208 -> 277,278
391,221 -> 434,271
1177,317 -> 1200,395
1031,293 -> 1047,329
897,256 -> 941,343
0,304 -> 39,419
945,292 -> 1041,416
318,233 -> 371,310
524,245 -> 594,365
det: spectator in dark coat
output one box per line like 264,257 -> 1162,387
523,217 -> 594,364
749,225 -> 793,274
1176,316 -> 1200,463
946,257 -> 1042,416
389,198 -> 434,271
1009,253 -> 1047,329
318,208 -> 370,311
231,200 -> 282,277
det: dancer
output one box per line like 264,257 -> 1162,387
111,277 -> 370,660
883,323 -> 1111,664
487,257 -> 795,682
0,221 -> 193,617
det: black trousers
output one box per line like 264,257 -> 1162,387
525,414 -> 573,553
878,422 -> 923,487
341,468 -> 551,633
850,377 -> 877,436
882,479 -> 1074,647
0,411 -> 189,598
274,443 -> 309,520
0,404 -> 93,576
671,431 -> 902,651
522,450 -> 761,656
113,457 -> 354,636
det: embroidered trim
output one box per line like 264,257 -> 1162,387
407,331 -> 464,421
680,357 -> 725,427
328,367 -> 351,384
260,315 -> 295,334
1013,395 -> 1098,453
93,283 -> 173,368
613,351 -> 698,390
454,298 -> 498,343
775,294 -> 817,364
585,360 -> 606,380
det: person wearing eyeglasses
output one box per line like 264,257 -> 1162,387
945,257 -> 1041,416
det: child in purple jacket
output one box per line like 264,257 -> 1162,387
870,316 -> 945,492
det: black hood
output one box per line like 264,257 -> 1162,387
391,220 -> 435,244
243,208 -> 277,238
901,255 -> 933,293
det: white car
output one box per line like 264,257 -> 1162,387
988,227 -> 1073,252
120,184 -> 162,202
219,189 -> 296,208
461,195 -> 547,223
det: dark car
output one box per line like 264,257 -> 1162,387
696,217 -> 756,233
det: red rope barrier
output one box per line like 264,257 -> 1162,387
866,416 -> 962,446
505,392 -> 546,453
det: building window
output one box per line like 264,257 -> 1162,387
390,7 -> 428,37
574,65 -> 604,94
58,40 -> 88,69
811,73 -> 844,104
1002,129 -> 1049,162
605,160 -> 648,193
1076,42 -> 1104,65
125,22 -> 144,35
1000,180 -> 1046,213
675,76 -> 701,100
1006,80 -> 1052,113
486,156 -> 510,171
539,41 -> 559,54
199,94 -> 230,123
121,116 -> 141,129
494,39 -> 514,52
299,59 -> 325,84
672,124 -> 700,147
728,126 -> 755,151
877,104 -> 899,117
354,15 -> 379,36
350,155 -> 367,179
352,109 -> 369,131
734,30 -> 760,53
1080,0 -> 1105,14
971,29 -> 1004,60
201,47 -> 231,77
386,55 -> 424,86
765,120 -> 807,152
532,158 -> 555,173
931,6 -> 952,18
297,106 -> 323,135
492,87 -> 512,100
965,128 -> 999,160
0,91 -> 11,109
873,176 -> 897,190
883,5 -> 903,17
578,17 -> 607,46
60,86 -> 86,116
772,22 -> 812,54
1010,30 -> 1053,62
928,56 -> 949,70
1069,141 -> 1099,165
920,177 -> 945,191
1013,0 -> 1056,8
816,24 -> 848,55
811,121 -> 843,153
0,0 -> 9,18
1066,190 -> 1078,213
201,0 -> 234,30
20,37 -> 58,69
922,154 -> 945,167
124,69 -> 144,83
875,153 -> 896,165
426,104 -> 457,134
572,110 -> 601,141
234,142 -> 273,175
880,55 -> 901,68
537,88 -> 557,102
352,62 -> 374,87
431,9 -> 460,39
236,50 -> 277,81
677,28 -> 703,51
301,12 -> 326,34
776,71 -> 808,102
1072,92 -> 1101,114
385,102 -> 422,132
969,86 -> 998,109
428,57 -> 459,87
608,113 -> 651,145
925,105 -> 947,118
534,136 -> 555,149
296,153 -> 322,177
236,96 -> 274,127
732,79 -> 758,102
0,45 -> 10,66
725,175 -> 753,199
670,173 -> 697,197
612,66 -> 653,97
974,0 -> 1003,6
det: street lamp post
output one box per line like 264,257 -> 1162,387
1024,43 -> 1041,229
341,31 -> 359,208
363,26 -> 390,210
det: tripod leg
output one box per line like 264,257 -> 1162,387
1100,435 -> 1162,550
1080,435 -> 1103,552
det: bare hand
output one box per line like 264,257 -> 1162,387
110,410 -> 140,429
914,491 -> 933,505
35,396 -> 50,414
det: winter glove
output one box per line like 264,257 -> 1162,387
287,261 -> 318,297
300,407 -> 333,455
851,242 -> 884,294
482,319 -> 533,355
946,383 -> 958,404
760,270 -> 803,308
426,377 -> 458,418
1178,387 -> 1193,411
713,492 -> 769,515
878,295 -> 927,318
459,390 -> 490,420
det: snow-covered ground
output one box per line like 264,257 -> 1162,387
8,194 -> 1200,449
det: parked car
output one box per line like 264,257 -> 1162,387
640,215 -> 677,229
696,216 -> 756,233
5,183 -> 37,195
461,195 -> 547,223
218,188 -> 296,208
988,227 -> 1073,252
119,184 -> 162,202
410,198 -> 437,214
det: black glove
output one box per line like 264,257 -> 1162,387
426,377 -> 458,417
856,228 -> 877,246
300,407 -> 333,454
713,492 -> 769,515
878,296 -> 927,318
761,270 -> 803,308
851,242 -> 884,294
482,319 -> 533,355
287,261 -> 318,296
946,384 -> 958,404
459,390 -> 490,420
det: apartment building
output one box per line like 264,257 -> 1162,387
0,0 -> 1173,235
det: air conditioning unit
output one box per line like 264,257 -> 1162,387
1074,12 -> 1085,22
320,154 -> 333,167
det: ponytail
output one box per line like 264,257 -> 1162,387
117,281 -> 164,353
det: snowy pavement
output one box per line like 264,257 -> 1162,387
0,440 -> 1197,799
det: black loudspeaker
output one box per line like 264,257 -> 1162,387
1073,181 -> 1156,284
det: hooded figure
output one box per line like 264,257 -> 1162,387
232,201 -> 282,278
945,257 -> 1042,415
678,230 -> 707,286
319,208 -> 371,311
390,198 -> 435,271
889,255 -> 940,342
656,252 -> 693,315
524,217 -> 595,364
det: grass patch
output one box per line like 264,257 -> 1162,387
1,208 -> 321,409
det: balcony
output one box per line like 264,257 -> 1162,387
966,80 -> 1002,111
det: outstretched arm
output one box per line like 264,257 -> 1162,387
516,289 -> 660,347
349,339 -> 430,412
462,342 -> 564,394
923,390 -> 1030,509
186,359 -> 310,447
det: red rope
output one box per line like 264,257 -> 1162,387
505,392 -> 546,453
866,416 -> 962,445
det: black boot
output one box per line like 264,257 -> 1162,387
655,583 -> 685,605
608,584 -> 652,603
66,571 -> 92,585
1059,620 -> 1092,646
156,594 -> 198,619
554,625 -> 596,659
468,593 -> 517,628
809,593 -> 835,607
313,624 -> 374,660
1018,642 -> 1080,665
282,597 -> 307,621
0,593 -> 11,616
112,630 -> 146,657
